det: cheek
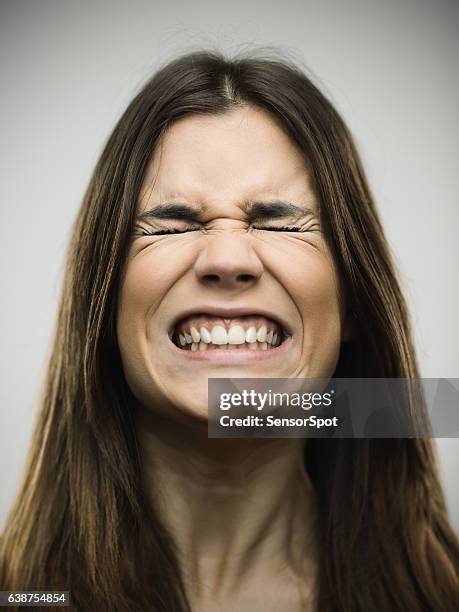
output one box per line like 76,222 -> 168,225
117,245 -> 191,331
278,246 -> 342,320
115,255 -> 175,411
116,243 -> 197,374
299,266 -> 342,328
297,262 -> 342,378
116,252 -> 171,374
273,246 -> 343,359
116,270 -> 153,352
115,272 -> 150,402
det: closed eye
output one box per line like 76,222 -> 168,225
134,227 -> 200,236
134,224 -> 320,236
253,224 -> 321,232
253,225 -> 302,232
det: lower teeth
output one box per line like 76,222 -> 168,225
177,340 -> 281,351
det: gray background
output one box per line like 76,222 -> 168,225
1,0 -> 458,531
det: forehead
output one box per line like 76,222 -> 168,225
139,105 -> 316,213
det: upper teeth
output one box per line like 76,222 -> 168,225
175,321 -> 282,349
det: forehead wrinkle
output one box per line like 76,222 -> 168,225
137,151 -> 318,219
138,176 -> 317,217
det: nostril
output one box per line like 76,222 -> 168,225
237,274 -> 256,282
201,273 -> 256,284
203,274 -> 220,283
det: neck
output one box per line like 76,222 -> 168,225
136,403 -> 319,607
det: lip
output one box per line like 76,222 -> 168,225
166,333 -> 294,363
167,305 -> 293,339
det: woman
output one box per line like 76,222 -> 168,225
1,50 -> 458,611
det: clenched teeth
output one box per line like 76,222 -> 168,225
187,339 -> 273,351
174,317 -> 285,351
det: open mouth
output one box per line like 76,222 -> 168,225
170,314 -> 289,352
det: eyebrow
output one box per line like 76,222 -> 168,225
135,201 -> 315,223
244,201 -> 315,221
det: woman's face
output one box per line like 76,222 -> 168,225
117,106 -> 346,421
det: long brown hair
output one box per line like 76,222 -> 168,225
1,49 -> 458,611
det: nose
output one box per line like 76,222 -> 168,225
194,231 -> 264,290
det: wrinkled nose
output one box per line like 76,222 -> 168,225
194,232 -> 263,291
